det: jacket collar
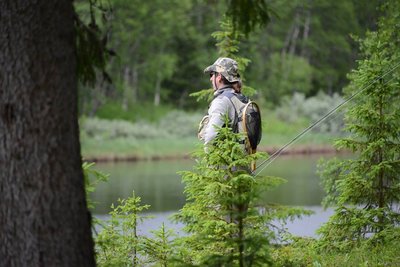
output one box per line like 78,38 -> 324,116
213,86 -> 235,97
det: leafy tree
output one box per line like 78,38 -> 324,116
76,0 -> 277,114
275,91 -> 344,134
174,119 -> 309,266
106,0 -> 190,108
83,161 -> 109,228
141,223 -> 175,267
225,0 -> 272,36
75,0 -> 385,115
317,0 -> 400,249
95,192 -> 176,266
264,53 -> 313,103
190,17 -> 256,103
245,0 -> 383,104
74,0 -> 114,116
96,192 -> 151,266
0,0 -> 96,265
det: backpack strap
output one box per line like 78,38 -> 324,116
219,90 -> 249,104
219,90 -> 248,133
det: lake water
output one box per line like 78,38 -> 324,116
90,154 -> 340,238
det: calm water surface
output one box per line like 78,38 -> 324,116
91,154 -> 339,237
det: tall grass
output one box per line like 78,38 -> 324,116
80,110 -> 203,158
272,236 -> 400,266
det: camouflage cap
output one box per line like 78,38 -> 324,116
204,57 -> 240,83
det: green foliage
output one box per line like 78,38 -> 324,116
74,0 -> 113,86
79,104 -> 340,159
83,161 -> 110,232
264,53 -> 313,103
191,17 -> 257,102
225,0 -> 272,36
213,19 -> 256,97
272,232 -> 400,267
275,92 -> 345,134
83,161 -> 110,210
81,117 -> 165,140
157,111 -> 203,138
174,117 -> 309,266
95,192 -> 153,266
141,223 -> 175,267
245,0 -> 383,103
75,0 -> 383,114
105,0 -> 198,109
213,19 -> 244,59
317,1 -> 400,250
80,110 -> 202,141
189,88 -> 215,103
95,101 -> 174,123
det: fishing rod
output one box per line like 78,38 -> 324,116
252,60 -> 400,178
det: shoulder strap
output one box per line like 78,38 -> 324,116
219,90 -> 249,104
219,90 -> 249,133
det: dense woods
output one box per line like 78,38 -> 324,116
1,0 -> 399,266
75,0 -> 383,117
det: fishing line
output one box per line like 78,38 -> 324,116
252,60 -> 400,177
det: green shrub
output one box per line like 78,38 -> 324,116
80,110 -> 203,141
95,101 -> 173,123
272,235 -> 400,267
95,192 -> 152,267
80,117 -> 164,140
275,92 -> 345,134
157,110 -> 203,138
173,117 -> 310,266
316,2 -> 400,250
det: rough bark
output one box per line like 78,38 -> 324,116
0,1 -> 96,266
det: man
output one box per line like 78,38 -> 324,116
198,57 -> 248,147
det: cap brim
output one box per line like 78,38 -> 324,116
204,65 -> 217,73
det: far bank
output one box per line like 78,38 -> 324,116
82,143 -> 347,163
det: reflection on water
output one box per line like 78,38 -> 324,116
90,154 -> 336,214
91,159 -> 190,214
95,206 -> 335,238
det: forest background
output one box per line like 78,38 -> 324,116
75,0 -> 384,160
2,0 -> 398,265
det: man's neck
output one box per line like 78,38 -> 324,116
214,86 -> 234,96
217,84 -> 231,90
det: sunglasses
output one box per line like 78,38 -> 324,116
210,72 -> 217,78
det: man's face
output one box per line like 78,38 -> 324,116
209,72 -> 220,90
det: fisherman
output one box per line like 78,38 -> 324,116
198,57 -> 247,147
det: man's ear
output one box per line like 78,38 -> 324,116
216,73 -> 222,83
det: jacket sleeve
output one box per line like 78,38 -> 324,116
204,96 -> 235,145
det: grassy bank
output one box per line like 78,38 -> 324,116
80,107 -> 343,161
81,136 -> 199,160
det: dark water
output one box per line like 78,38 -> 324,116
90,154 -> 339,237
91,154 -> 329,214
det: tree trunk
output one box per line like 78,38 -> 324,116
0,1 -> 96,266
132,66 -> 139,103
154,71 -> 162,106
122,66 -> 131,110
288,20 -> 300,56
301,9 -> 311,58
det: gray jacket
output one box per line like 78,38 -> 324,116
199,87 -> 241,145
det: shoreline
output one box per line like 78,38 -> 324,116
83,144 -> 346,163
